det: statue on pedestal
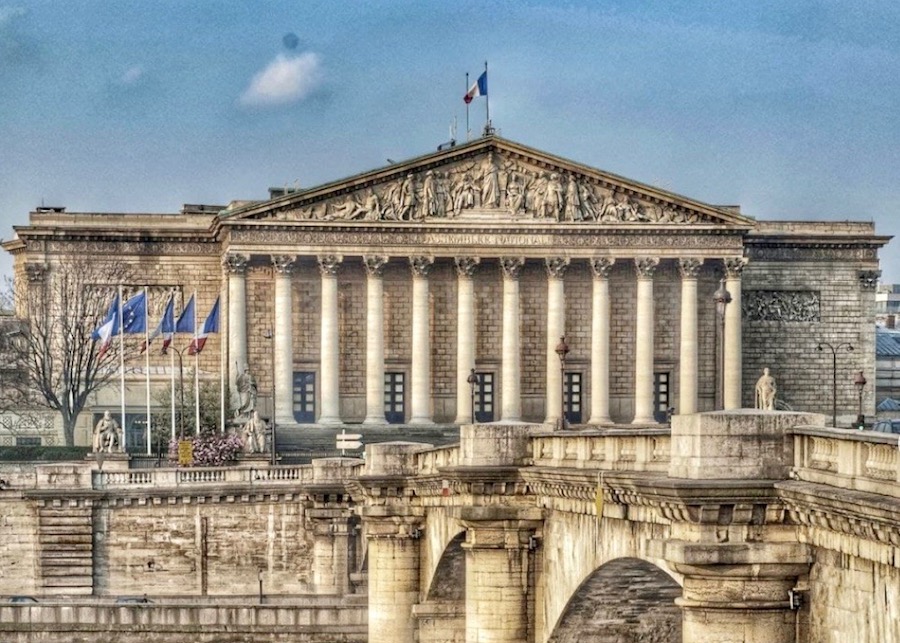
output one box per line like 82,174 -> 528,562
93,411 -> 122,453
236,366 -> 258,418
755,368 -> 777,411
241,410 -> 267,454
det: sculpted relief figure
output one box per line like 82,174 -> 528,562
422,170 -> 439,218
481,152 -> 500,208
579,182 -> 599,221
755,368 -> 777,411
396,173 -> 417,221
564,175 -> 582,221
506,172 -> 526,216
452,173 -> 477,216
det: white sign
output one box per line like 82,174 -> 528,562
338,432 -> 362,441
336,440 -> 363,450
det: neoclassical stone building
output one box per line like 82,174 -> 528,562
3,136 -> 890,445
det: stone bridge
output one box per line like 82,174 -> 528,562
2,411 -> 900,642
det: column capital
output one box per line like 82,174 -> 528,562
634,257 -> 660,279
223,253 -> 250,274
317,254 -> 343,276
545,257 -> 570,279
271,254 -> 297,275
858,269 -> 881,290
24,262 -> 47,283
360,512 -> 425,540
723,257 -> 748,279
454,256 -> 481,278
364,254 -> 389,277
589,257 -> 615,278
409,255 -> 434,278
500,257 -> 525,280
678,257 -> 704,279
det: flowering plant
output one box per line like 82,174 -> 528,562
168,430 -> 243,467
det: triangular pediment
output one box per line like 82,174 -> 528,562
223,137 -> 754,229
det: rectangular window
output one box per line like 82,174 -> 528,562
292,372 -> 316,423
15,436 -> 41,447
474,371 -> 495,423
654,372 -> 671,423
564,371 -> 583,424
384,372 -> 406,424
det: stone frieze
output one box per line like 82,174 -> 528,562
742,290 -> 821,323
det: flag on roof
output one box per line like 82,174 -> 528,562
464,71 -> 487,104
189,296 -> 220,355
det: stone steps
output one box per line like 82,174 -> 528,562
38,504 -> 93,595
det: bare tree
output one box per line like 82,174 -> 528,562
11,259 -> 137,446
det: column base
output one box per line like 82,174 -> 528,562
408,417 -> 435,426
453,416 -> 473,425
588,416 -> 614,426
363,415 -> 387,425
317,416 -> 344,426
631,415 -> 658,425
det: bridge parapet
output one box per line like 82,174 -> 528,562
791,426 -> 900,496
531,428 -> 670,471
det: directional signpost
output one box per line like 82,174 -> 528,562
336,430 -> 363,456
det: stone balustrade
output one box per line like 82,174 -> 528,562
531,428 -> 671,471
93,464 -> 319,490
792,426 -> 900,496
416,445 -> 460,475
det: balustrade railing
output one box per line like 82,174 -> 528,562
94,464 -> 317,490
792,426 -> 900,497
531,429 -> 671,472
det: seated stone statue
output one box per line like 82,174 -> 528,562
94,411 -> 122,453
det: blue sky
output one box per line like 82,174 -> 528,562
1,1 -> 898,281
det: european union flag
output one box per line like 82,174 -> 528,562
121,291 -> 147,334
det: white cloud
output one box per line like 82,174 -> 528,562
239,52 -> 322,107
120,65 -> 144,86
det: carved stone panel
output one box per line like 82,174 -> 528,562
743,291 -> 821,323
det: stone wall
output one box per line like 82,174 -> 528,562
0,495 -> 40,595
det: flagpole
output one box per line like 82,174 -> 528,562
144,286 -> 151,456
465,72 -> 470,142
483,60 -> 490,135
170,343 -> 176,441
219,283 -> 226,434
118,285 -> 125,450
194,291 -> 200,435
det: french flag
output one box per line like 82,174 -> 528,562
189,296 -> 220,355
464,71 -> 487,104
144,293 -> 175,353
92,293 -> 120,359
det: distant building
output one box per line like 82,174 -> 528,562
876,283 -> 900,327
876,324 -> 900,418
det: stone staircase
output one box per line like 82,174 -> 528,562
37,501 -> 94,595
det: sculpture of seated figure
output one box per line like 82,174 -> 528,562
242,411 -> 267,454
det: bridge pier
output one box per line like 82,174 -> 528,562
309,509 -> 355,595
667,541 -> 810,643
461,507 -> 543,643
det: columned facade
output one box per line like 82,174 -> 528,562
454,257 -> 480,424
318,254 -> 343,425
224,253 -> 249,404
272,255 -> 296,425
588,258 -> 614,425
633,257 -> 660,424
409,256 -> 435,424
545,257 -> 569,425
500,257 -> 525,422
363,255 -> 388,425
724,257 -> 746,410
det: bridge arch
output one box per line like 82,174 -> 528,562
547,557 -> 683,643
424,531 -> 466,601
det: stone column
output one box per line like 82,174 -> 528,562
588,258 -> 615,425
455,257 -> 480,424
410,256 -> 435,425
224,253 -> 249,403
500,258 -> 525,422
461,507 -> 543,643
365,515 -> 424,643
309,510 -> 353,596
678,258 -> 703,416
545,257 -> 570,425
363,255 -> 389,425
724,258 -> 746,410
633,257 -> 660,424
272,255 -> 297,425
318,255 -> 343,425
666,542 -> 810,643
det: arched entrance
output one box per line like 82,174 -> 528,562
548,557 -> 682,643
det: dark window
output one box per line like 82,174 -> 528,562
565,371 -> 583,424
15,437 -> 41,447
474,371 -> 495,423
654,372 -> 671,423
384,372 -> 405,424
292,372 -> 316,423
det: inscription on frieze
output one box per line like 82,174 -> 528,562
743,290 -> 820,322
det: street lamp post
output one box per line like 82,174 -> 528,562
854,370 -> 867,430
713,279 -> 732,410
467,368 -> 478,424
817,341 -> 853,428
555,336 -> 570,431
263,329 -> 277,466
